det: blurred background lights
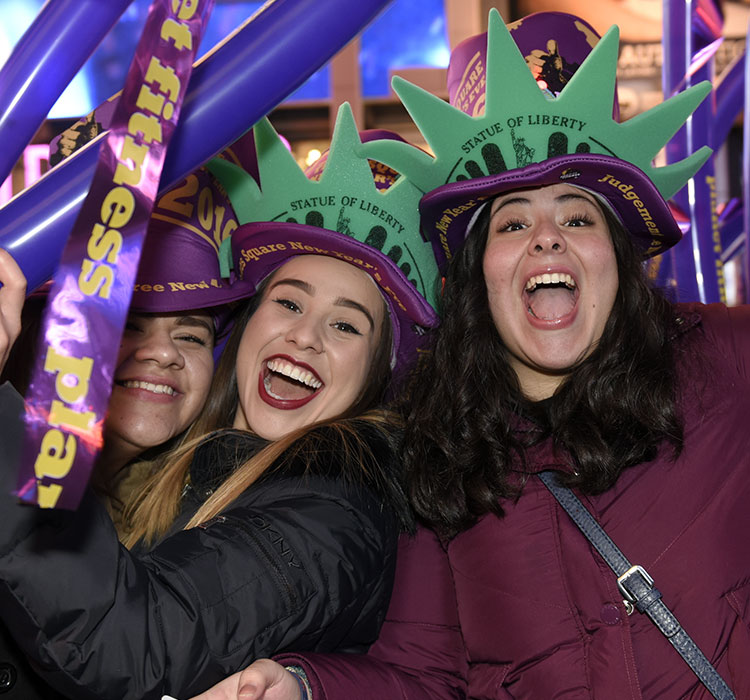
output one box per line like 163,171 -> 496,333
305,148 -> 322,167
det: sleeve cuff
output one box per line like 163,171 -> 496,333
284,665 -> 312,700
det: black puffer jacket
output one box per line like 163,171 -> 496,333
0,382 -> 406,700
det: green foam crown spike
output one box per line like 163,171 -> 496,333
207,103 -> 440,310
361,8 -> 712,201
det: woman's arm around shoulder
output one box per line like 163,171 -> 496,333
190,527 -> 467,700
186,660 -> 305,700
0,417 -> 405,699
275,527 -> 467,700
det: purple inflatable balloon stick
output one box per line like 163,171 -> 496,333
0,0 -> 393,293
0,0 -> 132,184
691,0 -> 724,45
661,0 -> 725,304
719,199 -> 743,263
713,55 -> 745,151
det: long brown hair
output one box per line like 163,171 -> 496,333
401,200 -> 683,539
121,266 -> 395,548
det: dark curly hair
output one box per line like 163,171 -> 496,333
400,198 -> 684,539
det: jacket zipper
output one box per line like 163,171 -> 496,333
220,514 -> 299,612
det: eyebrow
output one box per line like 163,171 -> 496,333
492,191 -> 596,214
271,278 -> 375,331
270,278 -> 313,295
334,297 -> 375,331
492,195 -> 530,213
556,192 -> 597,206
175,315 -> 215,335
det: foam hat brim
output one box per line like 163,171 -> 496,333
129,221 -> 256,315
228,221 -> 439,370
419,153 -> 682,265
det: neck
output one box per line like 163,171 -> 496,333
514,367 -> 565,402
95,440 -> 142,488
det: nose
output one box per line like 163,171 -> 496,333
284,315 -> 324,353
132,329 -> 185,368
528,219 -> 566,255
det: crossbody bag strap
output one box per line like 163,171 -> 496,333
538,470 -> 735,700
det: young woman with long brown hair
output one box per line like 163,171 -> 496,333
0,107 -> 439,700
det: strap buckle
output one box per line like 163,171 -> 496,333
617,564 -> 654,615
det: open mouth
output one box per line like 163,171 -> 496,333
523,272 -> 578,322
116,379 -> 176,396
260,357 -> 323,407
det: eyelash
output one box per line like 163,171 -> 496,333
565,212 -> 594,227
274,297 -> 300,312
496,212 -> 595,232
333,321 -> 362,336
497,217 -> 526,232
176,333 -> 209,346
123,321 -> 210,346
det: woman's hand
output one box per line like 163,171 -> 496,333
188,659 -> 304,700
0,248 -> 26,375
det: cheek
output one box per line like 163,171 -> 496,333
234,358 -> 251,399
186,355 -> 214,404
600,272 -> 619,320
483,244 -> 516,294
115,338 -> 135,366
234,331 -> 259,389
483,263 -> 515,324
488,306 -> 515,353
594,243 -> 619,303
333,344 -> 372,399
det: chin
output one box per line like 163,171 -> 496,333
115,425 -> 173,451
246,413 -> 299,441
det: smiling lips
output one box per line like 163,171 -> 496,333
523,272 -> 579,325
117,379 -> 178,398
258,356 -> 324,410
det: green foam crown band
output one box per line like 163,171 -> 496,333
207,103 -> 440,311
361,8 -> 712,201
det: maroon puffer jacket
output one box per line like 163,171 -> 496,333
279,302 -> 750,699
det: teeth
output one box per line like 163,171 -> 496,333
122,380 -> 175,396
525,273 -> 576,292
264,376 -> 284,400
267,359 -> 322,389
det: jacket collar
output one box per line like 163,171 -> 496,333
191,429 -> 269,493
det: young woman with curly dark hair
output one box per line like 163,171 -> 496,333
403,197 -> 684,539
